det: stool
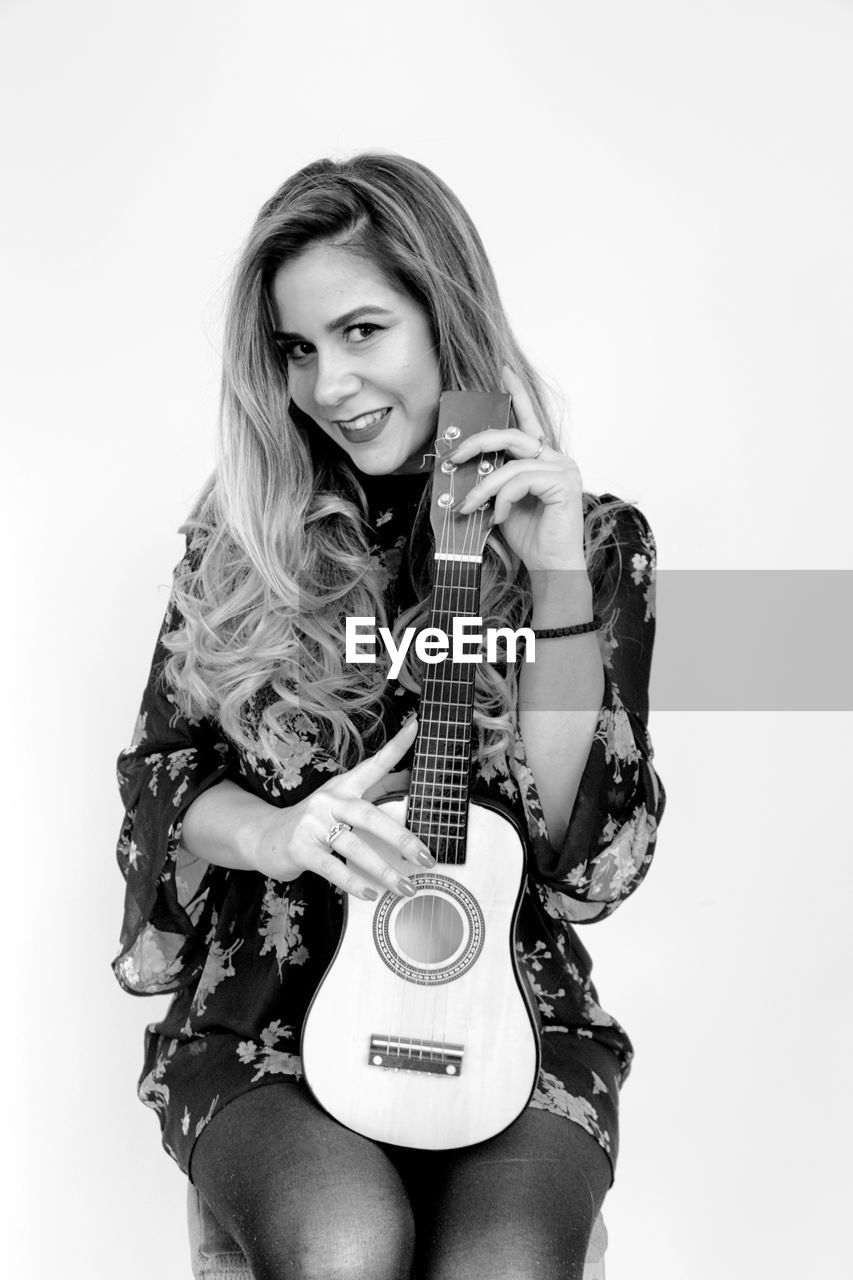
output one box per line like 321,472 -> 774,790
187,1182 -> 608,1278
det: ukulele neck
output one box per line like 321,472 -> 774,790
407,555 -> 483,865
405,389 -> 512,866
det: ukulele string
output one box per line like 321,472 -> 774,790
413,462 -> 462,1060
426,459 -> 491,1061
395,442 -> 497,1071
425,473 -> 458,1058
396,465 -> 454,1064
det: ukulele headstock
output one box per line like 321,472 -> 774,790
429,391 -> 512,559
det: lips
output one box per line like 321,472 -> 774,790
333,407 -> 392,444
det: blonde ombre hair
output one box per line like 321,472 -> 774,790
163,153 -> 629,772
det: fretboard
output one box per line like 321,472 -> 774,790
407,556 -> 482,863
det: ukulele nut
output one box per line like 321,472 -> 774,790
477,460 -> 494,475
440,459 -> 457,474
442,425 -> 461,442
437,493 -> 454,508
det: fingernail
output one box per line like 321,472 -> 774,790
363,888 -> 379,901
398,880 -> 418,897
417,850 -> 435,866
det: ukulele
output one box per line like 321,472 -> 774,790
301,391 -> 541,1150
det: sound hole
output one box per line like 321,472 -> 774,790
393,894 -> 465,964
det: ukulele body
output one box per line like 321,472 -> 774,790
301,794 -> 541,1150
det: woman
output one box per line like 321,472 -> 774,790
113,153 -> 664,1280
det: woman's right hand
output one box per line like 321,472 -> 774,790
246,716 -> 433,901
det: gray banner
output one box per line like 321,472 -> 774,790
330,571 -> 853,712
649,571 -> 852,710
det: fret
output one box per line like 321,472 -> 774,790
409,775 -> 469,786
409,787 -> 468,794
410,760 -> 469,767
418,701 -> 476,714
408,801 -> 470,816
409,839 -> 468,847
408,797 -> 468,810
415,727 -> 472,738
404,798 -> 466,808
409,784 -> 468,796
419,691 -> 476,710
413,721 -> 473,732
421,667 -> 479,677
430,586 -> 481,597
407,835 -> 468,848
419,675 -> 475,691
410,763 -> 469,773
408,806 -> 468,814
408,813 -> 467,822
421,677 -> 478,687
408,815 -> 469,827
421,670 -> 478,682
409,798 -> 468,807
412,739 -> 471,748
408,816 -> 467,825
408,828 -> 468,839
412,738 -> 471,745
409,784 -> 469,798
404,788 -> 466,798
408,809 -> 467,819
410,825 -> 467,834
409,776 -> 469,786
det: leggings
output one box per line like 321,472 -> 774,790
189,1081 -> 612,1280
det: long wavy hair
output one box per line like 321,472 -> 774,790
162,153 -> 630,773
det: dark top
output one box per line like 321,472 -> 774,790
112,470 -> 665,1182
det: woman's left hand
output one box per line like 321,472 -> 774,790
451,366 -> 587,573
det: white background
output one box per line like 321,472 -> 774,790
3,0 -> 852,1276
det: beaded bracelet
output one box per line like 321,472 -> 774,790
532,618 -> 600,639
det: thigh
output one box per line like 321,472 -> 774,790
392,1109 -> 612,1280
190,1083 -> 416,1280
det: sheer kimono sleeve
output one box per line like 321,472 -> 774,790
512,500 -> 665,923
112,540 -> 236,996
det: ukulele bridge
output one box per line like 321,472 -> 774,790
368,1034 -> 465,1076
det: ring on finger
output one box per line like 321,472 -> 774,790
531,435 -> 545,459
325,820 -> 353,847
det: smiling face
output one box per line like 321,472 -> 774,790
270,241 -> 443,476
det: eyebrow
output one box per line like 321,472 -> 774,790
274,305 -> 394,341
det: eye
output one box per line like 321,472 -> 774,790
347,323 -> 382,344
276,339 -> 315,364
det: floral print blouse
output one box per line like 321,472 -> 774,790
112,471 -> 665,1183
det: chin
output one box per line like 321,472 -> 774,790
347,444 -> 423,477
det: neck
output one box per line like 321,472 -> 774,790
406,556 -> 482,863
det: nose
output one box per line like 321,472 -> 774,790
311,348 -> 362,410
